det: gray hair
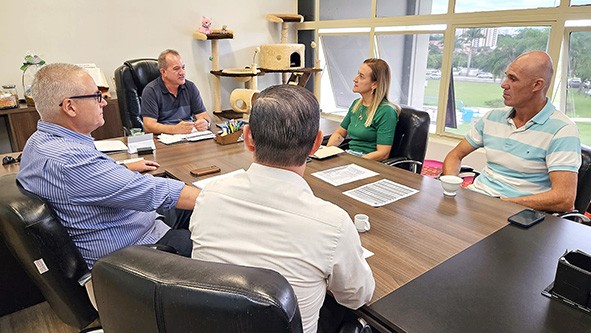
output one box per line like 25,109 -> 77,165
158,49 -> 181,70
249,85 -> 320,167
31,63 -> 87,121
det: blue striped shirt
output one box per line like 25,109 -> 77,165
16,121 -> 185,268
465,99 -> 581,198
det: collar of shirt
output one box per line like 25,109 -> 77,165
506,97 -> 555,125
248,163 -> 313,194
37,120 -> 95,148
157,76 -> 186,95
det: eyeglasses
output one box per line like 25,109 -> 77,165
59,91 -> 102,106
2,153 -> 21,166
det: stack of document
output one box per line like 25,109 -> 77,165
158,130 -> 215,144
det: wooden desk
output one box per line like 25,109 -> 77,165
0,98 -> 123,152
157,140 -> 518,304
371,217 -> 591,332
1,127 -> 532,329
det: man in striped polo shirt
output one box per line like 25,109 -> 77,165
443,51 -> 581,212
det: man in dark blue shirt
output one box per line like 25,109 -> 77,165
141,49 -> 211,134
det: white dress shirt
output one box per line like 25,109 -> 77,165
190,163 -> 375,333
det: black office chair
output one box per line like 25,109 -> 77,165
383,105 -> 431,173
0,174 -> 100,332
92,245 -> 303,333
560,145 -> 591,223
114,58 -> 160,135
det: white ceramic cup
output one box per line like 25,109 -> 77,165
354,214 -> 370,232
439,175 -> 463,196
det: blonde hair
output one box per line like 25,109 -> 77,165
352,58 -> 400,127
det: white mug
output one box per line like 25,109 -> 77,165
354,214 -> 370,232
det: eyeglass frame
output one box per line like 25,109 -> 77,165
59,91 -> 102,106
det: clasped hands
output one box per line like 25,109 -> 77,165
174,119 -> 209,134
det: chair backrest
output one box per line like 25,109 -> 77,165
0,174 -> 97,329
114,58 -> 160,133
92,246 -> 303,333
575,145 -> 591,213
389,105 -> 431,173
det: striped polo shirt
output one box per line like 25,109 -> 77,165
465,98 -> 581,198
17,121 -> 185,268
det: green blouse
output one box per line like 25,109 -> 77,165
339,99 -> 398,154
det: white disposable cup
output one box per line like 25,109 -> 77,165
439,175 -> 463,196
354,214 -> 370,232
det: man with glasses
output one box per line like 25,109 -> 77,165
17,63 -> 201,269
141,49 -> 211,134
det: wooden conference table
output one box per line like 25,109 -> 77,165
100,135 -> 518,331
3,127 -> 590,331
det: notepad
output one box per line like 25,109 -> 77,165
310,146 -> 344,159
94,140 -> 128,153
192,169 -> 246,189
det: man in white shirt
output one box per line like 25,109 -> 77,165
189,85 -> 375,333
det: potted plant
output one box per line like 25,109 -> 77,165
20,53 -> 46,107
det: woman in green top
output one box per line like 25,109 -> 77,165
327,58 -> 400,161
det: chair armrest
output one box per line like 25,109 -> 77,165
556,211 -> 591,224
383,157 -> 423,174
142,243 -> 178,254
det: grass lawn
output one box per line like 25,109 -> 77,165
425,80 -> 591,146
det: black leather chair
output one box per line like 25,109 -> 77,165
383,105 -> 431,173
0,174 -> 99,331
574,145 -> 591,214
561,145 -> 591,223
114,58 -> 160,134
92,245 -> 303,333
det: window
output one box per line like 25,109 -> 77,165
377,33 -> 444,127
566,31 -> 591,146
299,0 -> 591,146
319,34 -> 371,113
376,0 -> 448,16
454,0 -> 557,13
446,26 -> 550,136
319,0 -> 372,20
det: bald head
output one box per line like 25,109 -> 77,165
512,51 -> 554,93
31,64 -> 88,121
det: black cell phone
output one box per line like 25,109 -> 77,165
508,209 -> 545,228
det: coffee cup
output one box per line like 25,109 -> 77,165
439,175 -> 463,196
354,214 -> 370,232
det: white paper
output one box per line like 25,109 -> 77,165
362,247 -> 374,259
76,63 -> 109,88
127,133 -> 155,154
158,130 -> 215,144
310,145 -> 344,159
192,169 -> 246,189
94,140 -> 128,152
343,179 -> 419,207
311,164 -> 379,186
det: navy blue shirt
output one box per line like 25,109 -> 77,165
141,77 -> 206,124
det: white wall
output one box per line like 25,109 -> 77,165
0,0 -> 296,114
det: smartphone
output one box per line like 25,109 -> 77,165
508,209 -> 545,228
190,165 -> 221,177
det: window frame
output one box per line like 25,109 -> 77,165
298,0 -> 591,141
